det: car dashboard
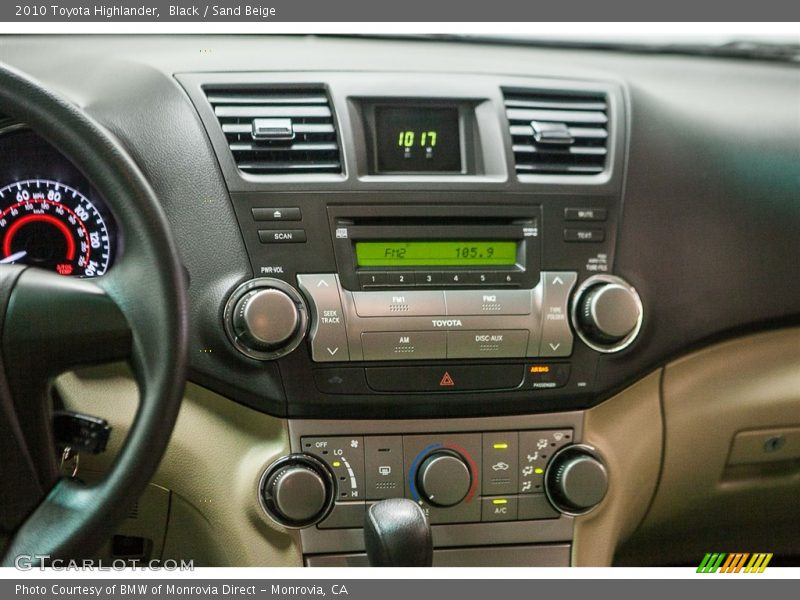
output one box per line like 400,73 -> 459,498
1,34 -> 799,567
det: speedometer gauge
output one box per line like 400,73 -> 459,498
0,179 -> 112,277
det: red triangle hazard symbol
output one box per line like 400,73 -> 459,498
439,372 -> 455,386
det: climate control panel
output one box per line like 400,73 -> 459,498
259,427 -> 608,532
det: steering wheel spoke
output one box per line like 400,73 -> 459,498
3,266 -> 131,376
0,62 -> 188,565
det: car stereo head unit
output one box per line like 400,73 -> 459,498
328,204 -> 541,292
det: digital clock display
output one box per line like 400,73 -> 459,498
374,106 -> 461,173
355,241 -> 518,267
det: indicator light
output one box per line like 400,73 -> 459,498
332,461 -> 341,468
530,365 -> 550,373
493,443 -> 508,450
534,468 -> 544,474
492,499 -> 508,505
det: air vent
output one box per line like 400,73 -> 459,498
205,86 -> 342,175
504,89 -> 609,176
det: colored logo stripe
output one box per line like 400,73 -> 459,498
744,553 -> 773,573
698,552 -> 772,573
697,553 -> 726,573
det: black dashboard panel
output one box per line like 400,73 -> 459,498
1,36 -> 797,419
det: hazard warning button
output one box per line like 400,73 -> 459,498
365,365 -> 525,393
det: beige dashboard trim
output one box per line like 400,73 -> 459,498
572,370 -> 663,566
617,327 -> 800,566
56,365 -> 301,567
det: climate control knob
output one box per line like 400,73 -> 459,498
224,278 -> 308,360
545,445 -> 608,515
416,450 -> 472,507
259,455 -> 334,528
571,275 -> 643,353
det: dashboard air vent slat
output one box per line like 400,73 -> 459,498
204,86 -> 342,175
504,89 -> 609,176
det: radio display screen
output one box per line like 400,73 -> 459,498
374,106 -> 461,173
355,241 -> 517,267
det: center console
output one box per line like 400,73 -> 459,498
179,72 -> 637,566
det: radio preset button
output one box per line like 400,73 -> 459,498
447,330 -> 529,359
358,272 -> 390,288
484,271 -> 524,286
415,272 -> 446,286
361,331 -> 446,361
352,290 -> 446,317
384,271 -> 416,287
441,272 -> 474,285
297,274 -> 350,362
445,289 -> 532,316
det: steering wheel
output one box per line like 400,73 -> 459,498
0,63 -> 188,564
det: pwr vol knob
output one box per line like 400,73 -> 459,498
224,278 -> 309,360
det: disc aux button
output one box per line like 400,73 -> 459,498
447,330 -> 529,359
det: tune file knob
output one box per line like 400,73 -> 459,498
571,275 -> 643,352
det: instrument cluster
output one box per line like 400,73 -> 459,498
0,124 -> 117,277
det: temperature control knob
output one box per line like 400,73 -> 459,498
224,278 -> 308,360
571,275 -> 643,353
545,445 -> 608,515
416,450 -> 472,507
259,455 -> 334,528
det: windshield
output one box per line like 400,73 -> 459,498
346,29 -> 800,62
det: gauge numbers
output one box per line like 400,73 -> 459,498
0,179 -> 112,277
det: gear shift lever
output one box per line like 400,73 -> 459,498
364,498 -> 433,567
